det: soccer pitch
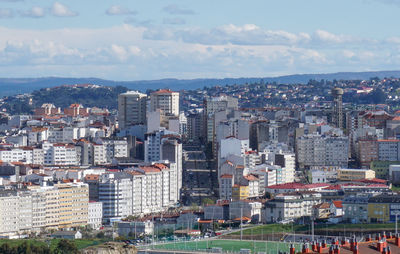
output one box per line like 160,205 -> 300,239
145,239 -> 301,253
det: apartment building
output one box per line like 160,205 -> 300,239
296,134 -> 349,169
98,172 -> 133,221
118,91 -> 148,129
88,201 -> 103,229
56,183 -> 89,229
0,191 -> 32,237
149,89 -> 180,116
42,142 -> 79,166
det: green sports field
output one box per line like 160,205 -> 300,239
144,239 -> 301,253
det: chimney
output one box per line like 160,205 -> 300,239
317,242 -> 322,253
311,241 -> 317,252
334,245 -> 340,254
366,234 -> 372,242
302,243 -> 308,254
396,233 -> 400,247
377,240 -> 384,253
352,244 -> 359,254
377,233 -> 382,241
383,231 -> 387,239
289,244 -> 295,254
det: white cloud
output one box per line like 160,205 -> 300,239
20,6 -> 45,18
106,5 -> 137,16
0,9 -> 13,18
0,24 -> 398,80
163,17 -> 186,25
163,4 -> 195,15
143,24 -> 311,46
51,2 -> 78,17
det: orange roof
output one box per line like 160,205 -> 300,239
85,174 -> 99,181
139,166 -> 161,173
198,220 -> 213,223
153,163 -> 169,170
244,174 -> 258,181
233,216 -> 251,221
127,171 -> 143,175
220,174 -> 233,179
153,89 -> 174,94
332,200 -> 343,208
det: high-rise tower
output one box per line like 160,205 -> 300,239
331,87 -> 344,129
118,91 -> 148,129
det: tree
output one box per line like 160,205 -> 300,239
0,243 -> 14,254
54,239 -> 78,254
96,232 -> 105,239
190,203 -> 199,211
17,241 -> 31,254
202,198 -> 215,206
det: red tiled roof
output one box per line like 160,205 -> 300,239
266,182 -> 330,190
220,174 -> 233,179
354,178 -> 387,184
153,89 -> 174,94
244,174 -> 258,181
332,200 -> 343,208
139,166 -> 161,173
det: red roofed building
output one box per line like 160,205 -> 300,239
64,104 -> 89,117
266,182 -> 330,194
330,200 -> 343,217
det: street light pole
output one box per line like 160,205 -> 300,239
311,216 -> 314,242
240,207 -> 243,241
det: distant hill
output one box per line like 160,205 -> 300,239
1,70 -> 400,96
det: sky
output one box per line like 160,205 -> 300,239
1,0 -> 400,80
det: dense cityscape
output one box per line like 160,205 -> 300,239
3,0 -> 400,253
0,78 -> 399,253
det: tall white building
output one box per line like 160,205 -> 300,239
161,136 -> 183,197
88,201 -> 103,229
204,96 -> 239,143
296,134 -> 349,169
149,89 -> 179,116
42,142 -> 79,166
98,172 -> 133,221
127,163 -> 178,215
118,91 -> 148,129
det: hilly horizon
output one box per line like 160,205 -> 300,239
1,70 -> 400,97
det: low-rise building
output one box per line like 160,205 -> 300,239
342,195 -> 369,223
263,192 -> 322,223
368,193 -> 400,223
337,169 -> 375,181
229,200 -> 262,222
117,221 -> 154,237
